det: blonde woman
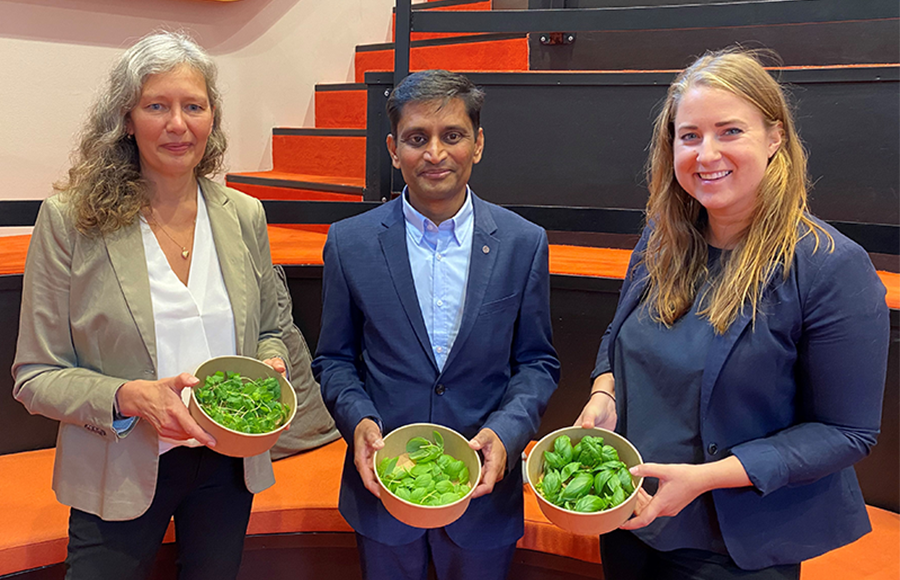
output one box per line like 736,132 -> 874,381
576,48 -> 889,579
13,32 -> 287,579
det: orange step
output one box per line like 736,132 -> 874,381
354,33 -> 529,82
271,128 -> 366,179
392,0 -> 493,42
225,172 -> 364,202
315,84 -> 367,129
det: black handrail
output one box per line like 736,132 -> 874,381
392,0 -> 899,86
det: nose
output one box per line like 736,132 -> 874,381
696,137 -> 721,164
423,137 -> 445,163
166,109 -> 187,134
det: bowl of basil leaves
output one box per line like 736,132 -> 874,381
189,355 -> 297,458
526,426 -> 643,536
374,423 -> 482,529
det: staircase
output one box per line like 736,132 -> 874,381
224,0 -> 899,234
225,0 -> 515,207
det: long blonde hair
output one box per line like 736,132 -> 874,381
56,31 -> 227,235
642,48 -> 831,333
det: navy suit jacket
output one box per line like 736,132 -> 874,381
313,193 -> 560,549
593,217 -> 889,569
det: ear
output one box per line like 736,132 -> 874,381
767,121 -> 784,159
386,134 -> 401,169
124,114 -> 134,137
472,127 -> 485,165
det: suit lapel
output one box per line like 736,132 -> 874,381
104,219 -> 158,370
379,201 -> 438,370
202,180 -> 248,355
441,195 -> 498,372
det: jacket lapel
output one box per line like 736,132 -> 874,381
441,194 -> 498,373
104,219 -> 158,371
201,179 -> 248,355
379,200 -> 437,370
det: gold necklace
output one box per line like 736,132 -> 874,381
146,211 -> 196,260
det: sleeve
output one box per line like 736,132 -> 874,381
591,226 -> 651,380
12,198 -> 127,442
731,239 -> 890,495
311,226 -> 381,441
250,197 -> 289,364
481,229 -> 561,471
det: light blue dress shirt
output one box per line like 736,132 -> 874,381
402,188 -> 474,371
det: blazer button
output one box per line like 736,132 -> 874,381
707,443 -> 718,456
435,384 -> 446,396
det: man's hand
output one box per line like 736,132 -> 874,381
354,418 -> 385,498
116,373 -> 216,446
468,428 -> 507,499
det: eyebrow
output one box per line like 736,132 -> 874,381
400,125 -> 471,136
677,119 -> 746,130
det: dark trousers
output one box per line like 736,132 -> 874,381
356,528 -> 517,580
600,529 -> 800,580
65,446 -> 253,580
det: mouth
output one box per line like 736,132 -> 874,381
697,170 -> 732,182
420,168 -> 451,180
162,143 -> 192,154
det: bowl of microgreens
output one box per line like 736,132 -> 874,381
189,355 -> 297,458
374,423 -> 482,529
526,426 -> 643,536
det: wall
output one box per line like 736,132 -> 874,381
0,0 -> 394,235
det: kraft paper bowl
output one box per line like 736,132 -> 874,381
374,423 -> 482,529
526,426 -> 643,536
189,355 -> 297,458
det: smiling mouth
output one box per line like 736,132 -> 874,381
163,143 -> 192,153
421,168 -> 451,179
698,170 -> 732,181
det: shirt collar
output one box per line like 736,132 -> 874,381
401,186 -> 473,247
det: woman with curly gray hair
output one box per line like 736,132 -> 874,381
13,31 -> 288,579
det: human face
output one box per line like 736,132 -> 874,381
387,98 -> 484,222
673,86 -> 782,232
126,64 -> 214,184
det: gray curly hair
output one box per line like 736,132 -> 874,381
58,30 -> 226,235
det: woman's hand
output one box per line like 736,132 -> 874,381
621,456 -> 751,530
116,373 -> 216,446
262,357 -> 288,378
575,373 -> 617,430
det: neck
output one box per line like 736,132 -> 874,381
408,188 -> 467,225
147,176 -> 199,224
706,213 -> 750,249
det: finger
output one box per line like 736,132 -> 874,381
470,466 -> 499,499
578,408 -> 597,429
620,496 -> 661,530
365,430 -> 384,451
171,372 -> 200,392
630,463 -> 663,480
175,407 -> 216,447
263,357 -> 287,374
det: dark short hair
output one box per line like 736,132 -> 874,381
387,70 -> 485,135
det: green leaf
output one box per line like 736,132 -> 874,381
573,494 -> 605,513
560,461 -> 581,481
561,473 -> 593,502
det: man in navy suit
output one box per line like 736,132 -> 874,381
313,70 -> 560,580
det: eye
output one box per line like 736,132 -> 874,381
444,132 -> 463,144
186,103 -> 205,113
403,134 -> 427,147
146,103 -> 164,112
723,127 -> 743,136
678,132 -> 699,142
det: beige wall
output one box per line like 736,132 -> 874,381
0,0 -> 393,235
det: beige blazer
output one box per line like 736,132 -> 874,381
13,178 -> 289,521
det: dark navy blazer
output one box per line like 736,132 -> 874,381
592,217 -> 890,569
313,193 -> 560,549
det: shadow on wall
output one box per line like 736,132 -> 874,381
0,0 -> 304,54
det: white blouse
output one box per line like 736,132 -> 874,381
139,186 -> 237,454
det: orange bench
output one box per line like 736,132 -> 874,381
2,228 -> 898,309
1,440 -> 897,578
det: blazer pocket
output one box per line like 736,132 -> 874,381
478,293 -> 520,316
